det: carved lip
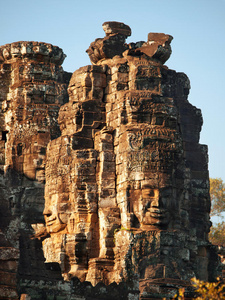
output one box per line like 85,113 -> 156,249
45,218 -> 57,226
148,209 -> 167,219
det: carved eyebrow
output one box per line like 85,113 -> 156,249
142,188 -> 155,197
141,185 -> 152,189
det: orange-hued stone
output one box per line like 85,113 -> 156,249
0,24 -> 220,300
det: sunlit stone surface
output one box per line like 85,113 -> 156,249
0,23 -> 221,299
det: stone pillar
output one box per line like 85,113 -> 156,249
0,41 -> 70,298
42,65 -> 107,281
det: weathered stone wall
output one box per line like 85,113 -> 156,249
0,42 -> 71,299
0,23 -> 221,300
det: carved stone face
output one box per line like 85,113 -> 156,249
130,186 -> 176,228
141,187 -> 175,227
43,194 -> 70,233
12,134 -> 48,182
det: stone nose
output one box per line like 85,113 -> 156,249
43,207 -> 52,217
151,194 -> 163,208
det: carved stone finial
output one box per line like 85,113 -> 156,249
86,21 -> 131,64
86,22 -> 173,65
102,21 -> 131,37
142,32 -> 173,64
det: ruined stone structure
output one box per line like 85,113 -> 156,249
0,42 -> 70,299
0,22 -> 221,299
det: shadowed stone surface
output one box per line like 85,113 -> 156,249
0,23 -> 221,299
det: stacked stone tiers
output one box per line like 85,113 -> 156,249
40,22 -> 217,300
0,41 -> 71,299
0,41 -> 66,65
0,22 -> 220,300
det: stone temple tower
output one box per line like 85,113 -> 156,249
0,22 -> 221,299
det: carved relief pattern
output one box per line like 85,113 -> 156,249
0,22 -> 219,300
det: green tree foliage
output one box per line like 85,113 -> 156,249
210,178 -> 225,217
209,178 -> 225,246
209,222 -> 225,246
173,179 -> 225,299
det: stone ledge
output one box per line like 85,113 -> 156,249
0,42 -> 66,65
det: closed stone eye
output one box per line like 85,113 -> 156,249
142,188 -> 155,198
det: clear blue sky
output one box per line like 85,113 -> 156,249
1,0 -> 225,182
